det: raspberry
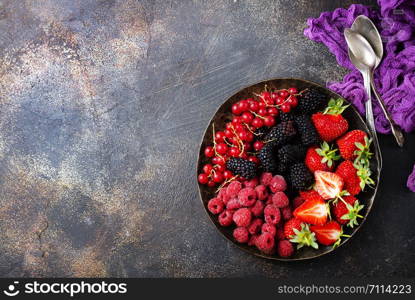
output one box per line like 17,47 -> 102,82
207,197 -> 224,214
233,208 -> 252,227
233,227 -> 249,243
238,187 -> 257,207
244,177 -> 259,188
218,210 -> 234,227
281,206 -> 292,220
272,191 -> 289,208
270,175 -> 287,193
277,240 -> 294,257
275,227 -> 286,240
260,172 -> 273,186
255,232 -> 275,253
248,218 -> 263,235
218,188 -> 231,205
261,223 -> 276,236
264,204 -> 281,225
248,234 -> 259,246
255,185 -> 269,201
293,196 -> 305,209
250,200 -> 264,217
226,198 -> 242,210
226,181 -> 242,198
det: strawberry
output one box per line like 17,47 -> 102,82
331,195 -> 364,228
293,198 -> 328,226
299,189 -> 324,202
283,218 -> 303,239
289,223 -> 319,249
335,160 -> 375,195
314,170 -> 344,200
311,98 -> 349,142
310,221 -> 348,246
305,142 -> 340,172
336,130 -> 372,163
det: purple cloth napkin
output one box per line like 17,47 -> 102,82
304,0 -> 415,191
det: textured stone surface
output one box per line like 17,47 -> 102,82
0,0 -> 414,278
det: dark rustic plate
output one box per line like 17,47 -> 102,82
197,78 -> 381,261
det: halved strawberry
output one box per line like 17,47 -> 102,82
310,221 -> 348,246
311,98 -> 349,142
299,189 -> 324,202
293,198 -> 328,226
314,170 -> 344,200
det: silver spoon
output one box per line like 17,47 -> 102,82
351,15 -> 404,147
344,29 -> 382,168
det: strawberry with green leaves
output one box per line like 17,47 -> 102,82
337,130 -> 372,164
289,223 -> 319,249
332,195 -> 364,228
305,142 -> 341,172
299,189 -> 324,202
310,221 -> 350,247
312,98 -> 349,142
335,160 -> 375,195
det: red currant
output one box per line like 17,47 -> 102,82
245,132 -> 254,142
238,100 -> 249,112
258,101 -> 266,109
228,147 -> 240,157
288,87 -> 298,94
204,146 -> 214,157
248,156 -> 260,164
258,108 -> 268,116
280,103 -> 291,113
287,96 -> 298,108
278,90 -> 289,99
214,164 -> 225,173
261,92 -> 273,105
238,130 -> 249,141
232,116 -> 242,124
232,103 -> 241,115
212,156 -> 225,165
241,112 -> 254,124
207,180 -> 216,187
252,117 -> 264,128
198,173 -> 209,184
243,142 -> 252,151
216,143 -> 228,155
240,152 -> 248,159
275,97 -> 285,105
203,164 -> 213,174
246,98 -> 255,105
253,141 -> 264,151
226,122 -> 233,130
249,101 -> 259,112
223,170 -> 233,179
271,92 -> 278,100
267,107 -> 279,117
215,131 -> 225,143
264,115 -> 275,127
212,171 -> 224,183
224,129 -> 233,139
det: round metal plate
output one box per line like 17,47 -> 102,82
197,78 -> 381,261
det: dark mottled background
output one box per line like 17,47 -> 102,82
0,0 -> 414,278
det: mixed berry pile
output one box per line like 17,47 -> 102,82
198,86 -> 375,258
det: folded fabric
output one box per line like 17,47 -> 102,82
304,0 -> 415,191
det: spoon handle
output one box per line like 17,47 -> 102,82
363,71 -> 383,169
369,73 -> 405,147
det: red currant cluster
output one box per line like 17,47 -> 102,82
198,87 -> 301,188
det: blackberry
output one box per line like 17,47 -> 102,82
279,111 -> 294,122
297,88 -> 327,114
294,114 -> 320,146
277,144 -> 307,173
289,163 -> 313,190
258,142 -> 278,173
226,158 -> 257,179
254,126 -> 269,140
263,121 -> 296,146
